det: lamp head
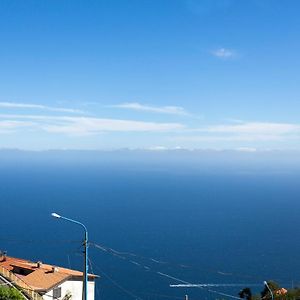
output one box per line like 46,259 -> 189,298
51,213 -> 61,219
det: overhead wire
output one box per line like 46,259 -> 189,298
0,236 -> 278,282
89,257 -> 145,300
0,237 -> 80,244
0,276 -> 69,300
1,237 -> 286,300
90,242 -> 261,281
90,242 -> 254,300
0,275 -> 30,300
88,259 -> 101,300
156,272 -> 242,300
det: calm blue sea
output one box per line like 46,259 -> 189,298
1,151 -> 300,300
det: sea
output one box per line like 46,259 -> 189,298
1,150 -> 300,300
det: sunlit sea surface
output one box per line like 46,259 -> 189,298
1,151 -> 300,300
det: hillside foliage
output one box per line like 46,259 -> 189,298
239,281 -> 300,300
0,286 -> 24,300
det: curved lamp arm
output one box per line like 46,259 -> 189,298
51,212 -> 88,300
264,281 -> 274,300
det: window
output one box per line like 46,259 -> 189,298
53,287 -> 61,299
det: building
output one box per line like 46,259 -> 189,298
0,252 -> 98,300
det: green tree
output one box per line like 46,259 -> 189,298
240,281 -> 300,300
283,287 -> 300,300
261,281 -> 280,300
239,287 -> 252,300
0,286 -> 24,300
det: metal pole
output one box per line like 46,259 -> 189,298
84,230 -> 88,300
51,213 -> 88,300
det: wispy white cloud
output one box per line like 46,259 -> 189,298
236,147 -> 257,152
1,112 -> 299,150
112,102 -> 189,116
43,117 -> 185,136
202,122 -> 300,135
0,102 -> 84,114
0,120 -> 36,133
0,114 -> 185,136
172,134 -> 288,143
211,48 -> 236,59
173,121 -> 300,143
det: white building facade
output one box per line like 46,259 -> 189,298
43,278 -> 95,300
0,254 -> 98,300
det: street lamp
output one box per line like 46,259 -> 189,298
264,281 -> 274,300
51,213 -> 88,300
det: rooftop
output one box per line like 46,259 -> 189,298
0,255 -> 98,292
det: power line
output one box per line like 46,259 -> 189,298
0,237 -> 80,244
170,284 -> 262,288
90,243 -> 251,300
1,237 -> 290,300
89,258 -> 145,300
88,259 -> 101,300
0,237 -> 284,283
90,242 -> 262,282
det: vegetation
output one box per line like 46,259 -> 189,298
239,281 -> 300,300
239,287 -> 252,300
0,286 -> 24,300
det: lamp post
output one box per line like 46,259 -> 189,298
51,213 -> 88,300
264,281 -> 274,300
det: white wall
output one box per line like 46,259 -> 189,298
43,280 -> 95,300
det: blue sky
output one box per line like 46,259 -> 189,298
0,0 -> 300,150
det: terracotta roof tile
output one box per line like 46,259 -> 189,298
22,269 -> 70,291
0,256 -> 98,292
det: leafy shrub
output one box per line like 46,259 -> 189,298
0,286 -> 24,300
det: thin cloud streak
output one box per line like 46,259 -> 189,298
112,102 -> 190,116
201,122 -> 300,135
172,134 -> 290,143
0,102 -> 84,114
43,117 -> 185,136
0,120 -> 37,133
174,121 -> 300,143
1,113 -> 299,149
0,114 -> 185,136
